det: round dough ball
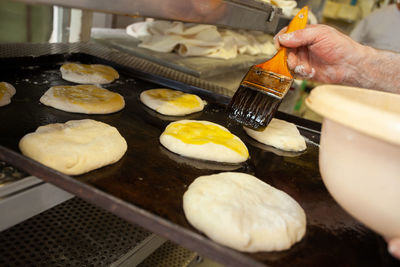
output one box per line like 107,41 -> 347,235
160,120 -> 248,163
244,118 -> 306,152
0,82 -> 16,107
40,84 -> 125,114
60,63 -> 119,84
140,88 -> 205,116
19,119 -> 127,175
183,172 -> 306,252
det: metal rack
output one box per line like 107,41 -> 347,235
0,160 -> 198,266
0,161 -> 73,232
0,197 -> 197,266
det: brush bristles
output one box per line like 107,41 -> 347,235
227,85 -> 282,129
227,66 -> 293,129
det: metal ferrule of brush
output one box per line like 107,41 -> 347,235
242,66 -> 293,98
227,66 -> 294,129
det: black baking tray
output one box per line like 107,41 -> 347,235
0,53 -> 397,267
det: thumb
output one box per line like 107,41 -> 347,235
278,26 -> 319,48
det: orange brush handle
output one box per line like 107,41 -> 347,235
256,6 -> 309,78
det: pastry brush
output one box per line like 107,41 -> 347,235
227,6 -> 308,129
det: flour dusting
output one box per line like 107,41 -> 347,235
279,32 -> 295,42
294,65 -> 315,79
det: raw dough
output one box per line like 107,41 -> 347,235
140,88 -> 205,116
183,172 -> 306,252
160,120 -> 248,163
244,118 -> 306,152
19,119 -> 127,175
0,82 -> 16,107
40,84 -> 125,114
60,63 -> 119,84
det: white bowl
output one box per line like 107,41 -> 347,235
306,85 -> 400,238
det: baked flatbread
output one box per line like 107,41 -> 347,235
0,82 -> 16,107
40,85 -> 125,114
160,120 -> 248,163
19,119 -> 127,175
244,118 -> 306,152
140,88 -> 205,116
60,63 -> 119,84
183,172 -> 306,252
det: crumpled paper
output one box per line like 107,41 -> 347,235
126,19 -> 276,59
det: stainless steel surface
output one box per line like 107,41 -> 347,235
0,161 -> 73,231
138,241 -> 198,267
0,178 -> 73,231
0,197 -> 153,266
69,8 -> 93,42
112,234 -> 167,267
50,6 -> 70,43
0,176 -> 40,199
16,0 -> 281,33
0,160 -> 28,189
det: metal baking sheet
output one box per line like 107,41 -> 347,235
91,28 -> 271,78
0,53 -> 397,267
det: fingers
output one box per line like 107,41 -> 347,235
388,238 -> 400,259
286,49 -> 298,70
286,48 -> 315,80
276,24 -> 321,48
274,26 -> 287,49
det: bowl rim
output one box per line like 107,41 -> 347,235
305,85 -> 400,146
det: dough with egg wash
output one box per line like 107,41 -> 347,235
0,82 -> 16,107
40,84 -> 125,114
160,120 -> 248,163
60,63 -> 119,84
140,88 -> 205,116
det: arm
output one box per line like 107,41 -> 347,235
275,24 -> 400,94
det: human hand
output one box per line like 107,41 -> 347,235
274,24 -> 366,84
274,24 -> 400,93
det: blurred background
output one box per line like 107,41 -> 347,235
0,0 -> 389,43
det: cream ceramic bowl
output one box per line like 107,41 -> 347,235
306,85 -> 400,238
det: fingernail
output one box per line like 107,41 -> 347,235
388,241 -> 400,256
278,35 -> 286,41
278,33 -> 292,41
